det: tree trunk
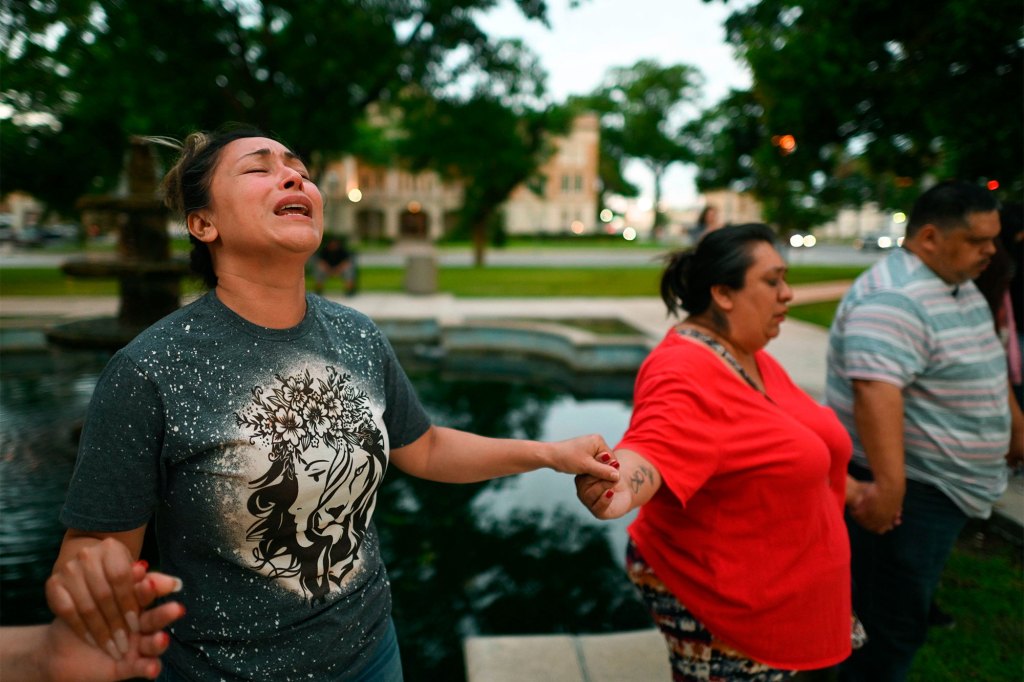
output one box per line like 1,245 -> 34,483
472,219 -> 487,267
651,165 -> 666,237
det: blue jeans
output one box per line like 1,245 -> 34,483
158,617 -> 403,681
839,464 -> 968,682
351,617 -> 404,682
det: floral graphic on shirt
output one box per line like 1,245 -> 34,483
235,366 -> 386,605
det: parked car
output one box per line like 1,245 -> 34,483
13,224 -> 79,248
854,232 -> 904,251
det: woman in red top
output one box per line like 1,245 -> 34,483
577,224 -> 864,680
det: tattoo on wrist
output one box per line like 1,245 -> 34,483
630,465 -> 653,494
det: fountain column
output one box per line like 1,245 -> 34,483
45,137 -> 190,350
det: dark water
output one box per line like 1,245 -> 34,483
0,346 -> 649,680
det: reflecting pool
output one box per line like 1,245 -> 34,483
0,346 -> 650,681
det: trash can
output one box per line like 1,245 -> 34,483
403,254 -> 437,295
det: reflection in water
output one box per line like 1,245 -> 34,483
0,348 -> 650,680
0,351 -> 109,624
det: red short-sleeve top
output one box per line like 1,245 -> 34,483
620,330 -> 852,670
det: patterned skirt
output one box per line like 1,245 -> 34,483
626,539 -> 797,682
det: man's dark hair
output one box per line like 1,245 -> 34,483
906,180 -> 999,238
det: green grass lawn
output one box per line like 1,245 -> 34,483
909,525 -> 1023,682
0,264 -> 864,298
788,300 -> 840,328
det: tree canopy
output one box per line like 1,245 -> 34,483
397,38 -> 567,265
695,0 -> 1022,229
582,60 -> 703,232
1,0 -> 557,218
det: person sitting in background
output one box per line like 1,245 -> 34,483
576,223 -> 863,681
2,567 -> 184,682
313,234 -> 357,296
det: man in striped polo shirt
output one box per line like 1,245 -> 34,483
826,180 -> 1024,681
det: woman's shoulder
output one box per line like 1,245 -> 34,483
642,330 -> 721,377
310,296 -> 389,340
652,329 -> 717,361
116,294 -> 216,351
311,295 -> 375,324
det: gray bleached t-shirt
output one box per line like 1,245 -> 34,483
60,291 -> 431,681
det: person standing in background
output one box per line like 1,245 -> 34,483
826,180 -> 1024,681
973,202 -> 1023,407
577,224 -> 860,680
689,204 -> 723,244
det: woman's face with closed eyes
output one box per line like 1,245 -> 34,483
718,242 -> 794,352
189,136 -> 324,264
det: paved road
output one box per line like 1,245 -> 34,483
0,242 -> 887,269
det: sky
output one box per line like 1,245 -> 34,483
476,0 -> 753,209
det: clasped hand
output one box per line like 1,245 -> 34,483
847,480 -> 903,534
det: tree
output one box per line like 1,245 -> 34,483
587,60 -> 703,234
686,88 -> 837,231
1,0 -> 557,216
398,39 -> 568,266
696,0 -> 1022,223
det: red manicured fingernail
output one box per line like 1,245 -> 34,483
612,461 -> 620,469
604,490 -> 614,499
599,453 -> 611,463
135,560 -> 149,570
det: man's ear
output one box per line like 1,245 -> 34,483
187,212 -> 218,243
710,283 -> 735,312
913,224 -> 941,255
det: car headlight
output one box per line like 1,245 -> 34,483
878,236 -> 893,248
789,234 -> 803,248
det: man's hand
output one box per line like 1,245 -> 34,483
849,481 -> 904,534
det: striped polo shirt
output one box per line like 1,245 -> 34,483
825,248 -> 1010,518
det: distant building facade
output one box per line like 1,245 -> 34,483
0,191 -> 43,231
503,112 -> 600,235
320,113 -> 601,242
699,189 -> 764,227
816,202 -> 898,240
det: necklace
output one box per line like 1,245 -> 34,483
676,326 -> 771,400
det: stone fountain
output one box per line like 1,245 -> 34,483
45,137 -> 190,350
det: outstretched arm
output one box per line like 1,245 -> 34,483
389,425 -> 620,484
575,448 -> 662,520
3,569 -> 184,682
